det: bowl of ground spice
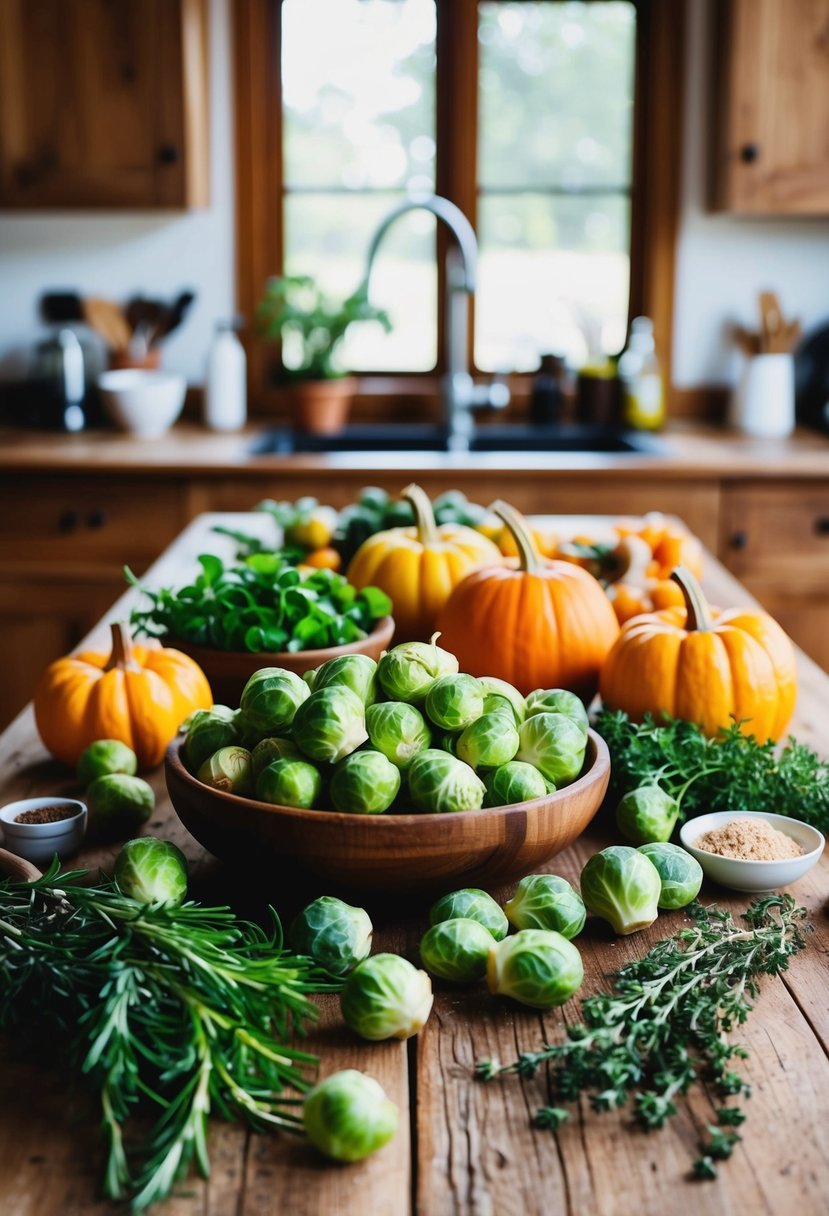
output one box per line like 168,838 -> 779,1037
0,797 -> 87,865
679,810 -> 824,893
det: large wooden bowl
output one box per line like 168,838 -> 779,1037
168,616 -> 394,705
165,729 -> 610,898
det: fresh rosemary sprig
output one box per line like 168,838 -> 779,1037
595,708 -> 829,833
477,895 -> 808,1178
0,861 -> 340,1211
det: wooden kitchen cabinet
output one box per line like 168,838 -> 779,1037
0,0 -> 209,209
713,0 -> 829,213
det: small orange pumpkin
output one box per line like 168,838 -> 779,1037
34,622 -> 213,768
436,500 -> 620,699
599,566 -> 797,741
603,536 -> 685,624
614,512 -> 704,580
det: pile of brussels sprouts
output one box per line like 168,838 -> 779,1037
180,636 -> 591,815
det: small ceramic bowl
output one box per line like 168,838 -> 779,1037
98,368 -> 186,438
0,797 -> 87,865
679,810 -> 824,893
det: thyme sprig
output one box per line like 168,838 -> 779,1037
477,896 -> 808,1178
0,861 -> 340,1211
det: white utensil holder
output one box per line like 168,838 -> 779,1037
729,352 -> 795,438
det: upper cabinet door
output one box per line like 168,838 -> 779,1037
713,0 -> 829,214
0,0 -> 209,209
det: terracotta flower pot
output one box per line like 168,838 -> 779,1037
284,376 -> 356,434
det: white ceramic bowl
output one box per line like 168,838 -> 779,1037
98,369 -> 186,438
0,797 -> 87,865
679,810 -> 824,893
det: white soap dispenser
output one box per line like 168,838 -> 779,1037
204,320 -> 247,431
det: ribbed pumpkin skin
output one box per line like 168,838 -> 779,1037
436,559 -> 620,699
599,602 -> 798,742
34,628 -> 213,768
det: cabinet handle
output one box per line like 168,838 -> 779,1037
157,144 -> 179,165
813,516 -> 829,536
59,509 -> 79,533
740,143 -> 760,164
729,530 -> 748,550
87,509 -> 108,530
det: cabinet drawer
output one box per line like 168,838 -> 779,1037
720,482 -> 829,592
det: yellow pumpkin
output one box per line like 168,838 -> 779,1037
599,566 -> 797,741
346,483 -> 503,641
33,622 -> 213,768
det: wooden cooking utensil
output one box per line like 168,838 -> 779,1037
82,296 -> 133,353
0,846 -> 41,882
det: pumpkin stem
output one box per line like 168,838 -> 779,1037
104,622 -> 140,672
402,483 -> 439,545
670,565 -> 714,631
490,499 -> 543,573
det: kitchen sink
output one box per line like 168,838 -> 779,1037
250,423 -> 669,456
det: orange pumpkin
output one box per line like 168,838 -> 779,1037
436,500 -> 620,699
346,483 -> 502,641
614,512 -> 704,580
599,566 -> 797,741
603,536 -> 685,624
34,622 -> 213,768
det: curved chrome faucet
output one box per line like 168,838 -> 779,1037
364,194 -> 510,451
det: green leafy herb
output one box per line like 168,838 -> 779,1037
126,554 -> 391,654
595,708 -> 829,833
477,896 -> 808,1177
0,860 -> 341,1211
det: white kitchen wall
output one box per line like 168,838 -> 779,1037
672,0 -> 829,388
0,0 -> 235,386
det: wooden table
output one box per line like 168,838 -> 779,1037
1,514 -> 828,1216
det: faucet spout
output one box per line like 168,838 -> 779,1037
365,194 -> 478,292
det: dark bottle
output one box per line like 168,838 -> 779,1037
529,353 -> 564,426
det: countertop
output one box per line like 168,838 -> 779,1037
0,513 -> 828,1216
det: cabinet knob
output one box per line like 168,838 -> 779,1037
157,144 -> 179,165
59,509 -> 79,533
813,516 -> 829,536
729,530 -> 748,550
740,143 -> 760,164
87,508 -> 107,530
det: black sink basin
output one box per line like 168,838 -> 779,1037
250,423 -> 668,456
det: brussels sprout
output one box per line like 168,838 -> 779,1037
114,838 -> 188,907
456,713 -> 520,770
86,774 -> 155,840
478,677 -> 527,726
330,750 -> 401,814
255,758 -> 322,808
340,953 -> 434,1041
376,638 -> 459,704
181,708 -> 240,774
197,746 -> 252,796
419,918 -> 493,983
289,896 -> 373,974
487,929 -> 583,1009
616,786 -> 680,845
424,674 -> 484,732
407,750 -> 486,814
76,739 -> 138,787
365,701 -> 432,770
638,842 -> 704,909
435,730 -> 459,756
525,688 -> 589,736
484,761 -> 549,808
293,686 -> 368,763
516,712 -> 586,786
504,874 -> 586,939
238,667 -> 310,735
580,845 -> 662,935
250,735 -> 302,780
303,1070 -> 398,1163
312,653 -> 379,705
428,887 -> 509,941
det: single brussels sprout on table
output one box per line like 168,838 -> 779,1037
114,837 -> 188,907
456,713 -> 519,770
376,637 -> 459,704
484,761 -> 550,808
365,701 -> 432,770
312,653 -> 379,705
255,757 -> 322,808
487,929 -> 583,1009
329,750 -> 401,814
616,786 -> 680,845
341,953 -> 433,1041
76,739 -> 138,787
407,749 -> 486,814
478,677 -> 526,726
516,712 -> 586,786
86,773 -> 155,840
197,745 -> 252,796
293,686 -> 368,764
250,735 -> 303,779
638,842 -> 703,909
525,688 -> 589,736
504,874 -> 586,940
420,917 -> 494,983
424,674 -> 484,732
580,845 -> 662,935
303,1070 -> 398,1163
238,667 -> 310,735
428,887 -> 508,941
289,895 -> 373,975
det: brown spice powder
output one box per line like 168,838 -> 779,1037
14,804 -> 78,825
695,817 -> 802,862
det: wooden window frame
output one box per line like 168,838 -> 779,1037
233,0 -> 686,419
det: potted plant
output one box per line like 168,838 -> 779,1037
256,274 -> 391,434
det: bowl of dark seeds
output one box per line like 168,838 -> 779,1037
0,797 -> 87,864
